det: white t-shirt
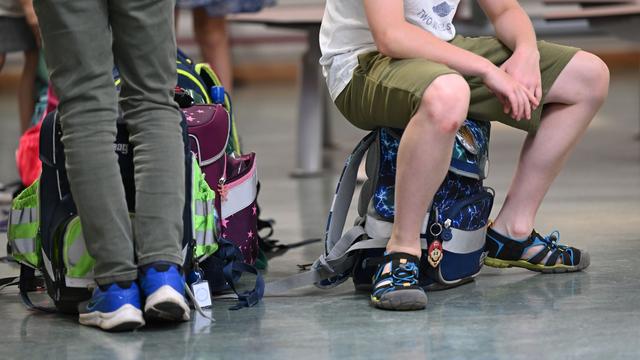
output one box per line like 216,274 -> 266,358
319,0 -> 460,100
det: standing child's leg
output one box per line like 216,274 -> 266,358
34,0 -> 144,331
110,0 -> 189,322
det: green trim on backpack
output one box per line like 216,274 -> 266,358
8,180 -> 41,268
8,163 -> 220,283
177,68 -> 212,104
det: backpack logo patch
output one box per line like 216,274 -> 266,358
113,143 -> 129,155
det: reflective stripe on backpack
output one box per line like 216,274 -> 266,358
62,216 -> 95,283
192,156 -> 219,260
8,180 -> 41,268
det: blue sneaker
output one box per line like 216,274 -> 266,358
368,252 -> 428,311
78,281 -> 145,331
139,262 -> 190,321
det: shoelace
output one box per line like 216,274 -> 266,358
538,230 -> 568,250
391,262 -> 419,286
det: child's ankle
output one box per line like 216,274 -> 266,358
490,222 -> 531,241
385,244 -> 421,258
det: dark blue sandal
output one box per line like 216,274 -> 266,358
484,228 -> 590,273
367,252 -> 428,310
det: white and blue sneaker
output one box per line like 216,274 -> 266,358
78,281 -> 145,331
139,262 -> 190,322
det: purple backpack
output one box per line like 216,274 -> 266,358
184,104 -> 263,308
183,104 -> 259,265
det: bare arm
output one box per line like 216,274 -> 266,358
363,0 -> 493,77
478,0 -> 543,106
363,0 -> 537,120
478,0 -> 537,54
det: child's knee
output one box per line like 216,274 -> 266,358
418,74 -> 469,134
575,51 -> 610,103
588,54 -> 610,102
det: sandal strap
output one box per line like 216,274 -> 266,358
363,252 -> 420,268
528,246 -> 551,265
561,247 -> 579,266
545,249 -> 563,267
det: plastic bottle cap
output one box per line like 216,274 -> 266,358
210,86 -> 225,105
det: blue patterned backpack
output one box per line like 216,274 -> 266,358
265,120 -> 493,294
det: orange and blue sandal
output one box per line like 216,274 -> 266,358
484,228 -> 590,274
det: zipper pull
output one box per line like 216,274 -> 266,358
217,178 -> 228,202
428,222 -> 444,268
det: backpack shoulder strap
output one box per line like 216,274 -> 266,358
264,226 -> 369,294
324,131 -> 378,252
264,131 -> 378,295
18,264 -> 56,313
212,238 -> 265,310
0,260 -> 57,313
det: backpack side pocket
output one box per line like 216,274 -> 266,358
8,180 -> 41,268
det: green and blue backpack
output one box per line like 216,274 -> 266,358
5,109 -> 217,313
4,51 -> 267,312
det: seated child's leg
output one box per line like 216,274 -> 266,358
488,50 -> 609,271
388,74 -> 469,257
335,52 -> 470,309
370,74 -> 470,311
447,36 -> 606,271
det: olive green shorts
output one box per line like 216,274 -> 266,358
334,36 -> 579,133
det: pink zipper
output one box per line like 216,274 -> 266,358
218,153 -> 256,197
